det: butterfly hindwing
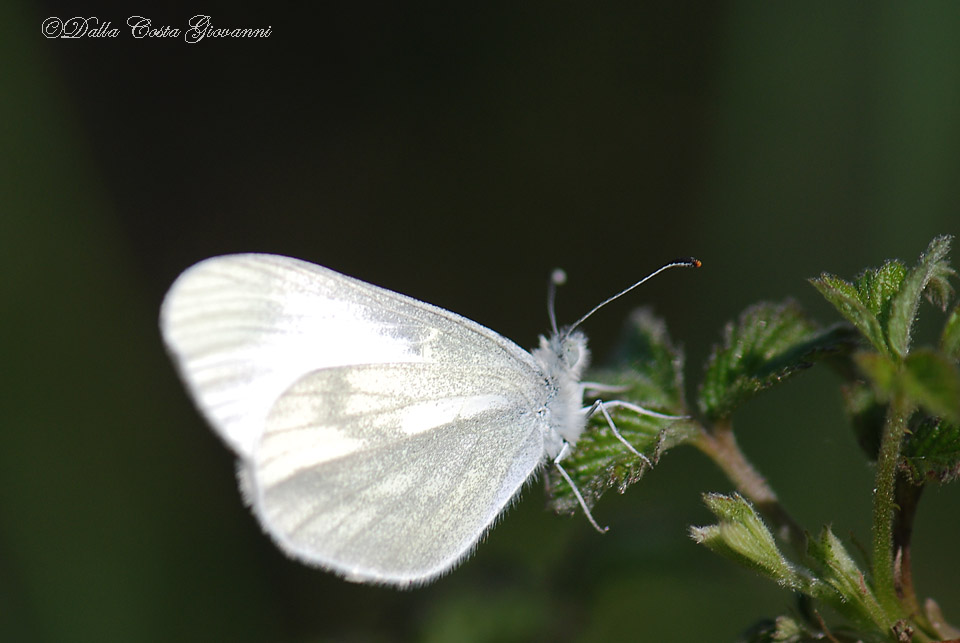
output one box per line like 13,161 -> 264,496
246,362 -> 547,585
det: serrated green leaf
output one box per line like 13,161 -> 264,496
811,274 -> 890,356
902,349 -> 960,424
548,309 -> 694,513
941,305 -> 960,362
902,416 -> 960,484
922,236 -> 956,310
888,235 -> 955,358
855,260 -> 907,320
548,406 -> 695,514
690,493 -> 803,590
697,301 -> 857,421
606,307 -> 687,407
813,236 -> 957,361
805,527 -> 887,631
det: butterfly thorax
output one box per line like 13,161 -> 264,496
530,330 -> 590,458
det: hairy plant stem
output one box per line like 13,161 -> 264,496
693,419 -> 806,555
893,481 -> 931,634
871,392 -> 912,620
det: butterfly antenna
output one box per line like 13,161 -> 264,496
566,257 -> 701,334
547,268 -> 567,335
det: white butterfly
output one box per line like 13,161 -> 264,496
160,254 -> 698,586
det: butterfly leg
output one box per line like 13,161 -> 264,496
553,443 -> 609,534
594,399 -> 690,421
582,383 -> 690,419
584,399 -> 654,469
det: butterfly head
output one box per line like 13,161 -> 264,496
538,329 -> 590,380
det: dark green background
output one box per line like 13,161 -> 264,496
3,3 -> 958,641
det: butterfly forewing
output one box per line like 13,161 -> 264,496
161,254 -> 543,458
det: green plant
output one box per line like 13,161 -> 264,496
548,235 -> 960,642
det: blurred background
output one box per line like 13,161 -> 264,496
3,2 -> 959,641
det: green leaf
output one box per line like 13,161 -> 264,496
693,500 -> 894,638
765,616 -> 810,643
690,493 -> 803,590
887,235 -> 955,358
737,616 -> 821,643
854,352 -> 898,399
811,273 -> 890,357
805,527 -> 887,631
902,416 -> 960,484
849,349 -> 960,452
941,304 -> 960,362
902,349 -> 960,424
811,235 -> 956,361
855,259 -> 907,321
547,309 -> 694,514
840,380 -> 886,461
697,301 -> 857,421
604,307 -> 688,408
